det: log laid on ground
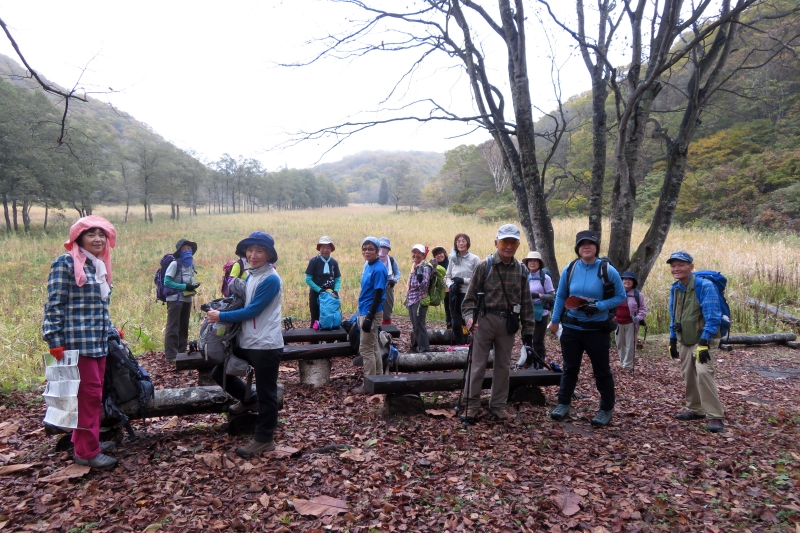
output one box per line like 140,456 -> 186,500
719,344 -> 734,351
723,333 -> 797,345
174,342 -> 353,370
786,341 -> 799,349
45,385 -> 284,436
385,349 -> 495,372
283,328 -> 348,343
422,329 -> 472,346
364,368 -> 561,395
299,358 -> 332,386
747,298 -> 800,324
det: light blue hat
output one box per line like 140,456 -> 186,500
378,237 -> 391,250
362,236 -> 380,249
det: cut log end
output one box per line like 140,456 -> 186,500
299,359 -> 332,387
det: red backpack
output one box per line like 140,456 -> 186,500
220,258 -> 245,297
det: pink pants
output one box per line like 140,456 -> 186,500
72,356 -> 106,459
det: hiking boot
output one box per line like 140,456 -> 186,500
550,404 -> 571,421
488,407 -> 512,420
460,407 -> 485,424
99,441 -> 116,453
229,399 -> 258,415
352,355 -> 364,367
236,439 -> 275,458
591,409 -> 613,428
675,411 -> 706,421
707,419 -> 725,433
351,385 -> 368,395
74,452 -> 118,470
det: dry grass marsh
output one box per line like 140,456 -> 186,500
1,205 -> 798,389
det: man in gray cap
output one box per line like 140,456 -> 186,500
459,223 -> 535,422
667,250 -> 726,433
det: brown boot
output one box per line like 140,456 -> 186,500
236,439 -> 275,458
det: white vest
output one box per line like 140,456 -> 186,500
237,265 -> 284,350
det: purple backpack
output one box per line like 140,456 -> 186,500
153,254 -> 181,303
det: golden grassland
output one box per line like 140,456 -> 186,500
1,205 -> 799,389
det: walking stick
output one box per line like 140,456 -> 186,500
456,292 -> 484,428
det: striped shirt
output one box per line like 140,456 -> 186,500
42,253 -> 115,358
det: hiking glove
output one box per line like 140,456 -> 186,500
187,282 -> 201,291
522,334 -> 533,347
696,341 -> 711,364
361,315 -> 374,333
49,347 -> 65,361
581,303 -> 599,317
452,277 -> 464,286
669,338 -> 679,359
387,280 -> 396,288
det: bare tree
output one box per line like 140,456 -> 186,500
280,1 -> 570,280
480,140 -> 511,193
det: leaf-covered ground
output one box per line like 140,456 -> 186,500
2,318 -> 799,532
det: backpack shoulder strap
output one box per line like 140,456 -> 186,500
564,259 -> 579,298
483,254 -> 494,282
634,289 -> 642,307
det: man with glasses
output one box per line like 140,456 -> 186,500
459,224 -> 535,421
352,236 -> 389,394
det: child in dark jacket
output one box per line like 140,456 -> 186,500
305,236 -> 342,327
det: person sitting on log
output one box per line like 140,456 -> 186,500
667,251 -> 725,433
445,233 -> 481,345
352,237 -> 389,394
305,236 -> 341,328
407,244 -> 432,353
205,231 -> 284,458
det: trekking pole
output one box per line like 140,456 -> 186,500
457,292 -> 483,428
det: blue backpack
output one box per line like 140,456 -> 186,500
318,291 -> 343,330
693,271 -> 732,338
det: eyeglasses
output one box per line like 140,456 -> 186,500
361,247 -> 377,252
498,239 -> 520,247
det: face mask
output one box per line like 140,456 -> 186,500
180,249 -> 194,267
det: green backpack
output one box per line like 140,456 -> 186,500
422,263 -> 447,307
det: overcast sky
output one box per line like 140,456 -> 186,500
0,1 -> 608,170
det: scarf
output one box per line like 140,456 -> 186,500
319,254 -> 332,274
379,249 -> 393,277
80,247 -> 110,301
64,215 -> 116,288
179,249 -> 194,267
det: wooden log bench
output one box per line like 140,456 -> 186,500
719,332 -> 797,351
365,368 -> 562,415
45,384 -> 283,440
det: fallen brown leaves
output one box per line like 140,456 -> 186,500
0,321 -> 799,532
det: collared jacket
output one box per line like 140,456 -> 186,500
220,264 -> 284,350
406,260 -> 432,307
669,274 -> 721,344
461,252 -> 535,336
445,249 -> 481,295
550,258 -> 627,331
42,253 -> 115,358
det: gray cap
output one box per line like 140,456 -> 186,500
496,224 -> 521,240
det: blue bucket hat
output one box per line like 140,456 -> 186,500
362,236 -> 380,250
666,250 -> 693,264
620,270 -> 638,288
378,237 -> 391,250
235,231 -> 278,263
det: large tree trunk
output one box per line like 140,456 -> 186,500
21,198 -> 30,231
2,194 -> 10,231
587,76 -> 608,236
12,200 -> 18,231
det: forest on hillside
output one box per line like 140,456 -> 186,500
407,4 -> 800,234
0,54 -> 348,232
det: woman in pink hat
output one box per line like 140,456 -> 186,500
42,215 -> 120,470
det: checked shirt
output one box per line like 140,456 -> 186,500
42,253 -> 115,358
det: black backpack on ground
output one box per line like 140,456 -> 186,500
103,338 -> 155,439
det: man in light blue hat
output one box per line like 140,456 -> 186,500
352,236 -> 389,394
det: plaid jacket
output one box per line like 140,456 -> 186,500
462,253 -> 535,336
42,253 -> 114,358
